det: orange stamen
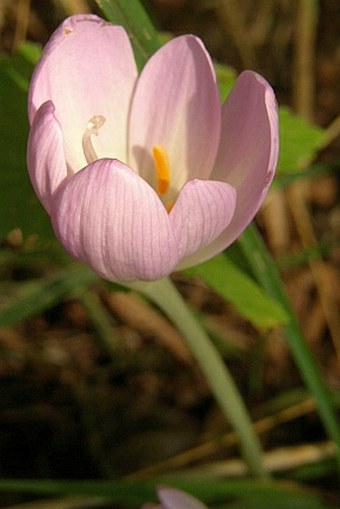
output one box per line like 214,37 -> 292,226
152,145 -> 170,195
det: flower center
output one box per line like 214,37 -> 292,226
82,120 -> 173,211
82,115 -> 106,164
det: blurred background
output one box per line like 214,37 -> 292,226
0,0 -> 339,507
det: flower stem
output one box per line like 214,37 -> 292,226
125,277 -> 268,478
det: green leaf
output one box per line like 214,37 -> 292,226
215,62 -> 237,102
95,0 -> 161,69
0,42 -> 52,241
186,253 -> 288,329
0,264 -> 98,329
278,106 -> 325,173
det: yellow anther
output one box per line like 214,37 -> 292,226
152,145 -> 171,195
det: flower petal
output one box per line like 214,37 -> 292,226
28,15 -> 137,172
158,487 -> 208,509
129,35 -> 221,192
27,101 -> 67,214
195,70 -> 279,263
170,179 -> 236,262
50,159 -> 180,282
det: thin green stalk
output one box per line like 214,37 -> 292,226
78,290 -> 122,356
239,224 -> 340,471
125,277 -> 267,479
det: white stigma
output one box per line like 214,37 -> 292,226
82,115 -> 106,164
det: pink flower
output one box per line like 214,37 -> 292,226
144,486 -> 208,509
27,15 -> 278,282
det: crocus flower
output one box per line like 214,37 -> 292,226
28,14 -> 278,282
143,486 -> 208,509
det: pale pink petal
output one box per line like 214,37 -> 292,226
182,70 -> 278,267
28,15 -> 137,172
50,159 -> 180,282
170,179 -> 236,261
129,35 -> 221,192
158,487 -> 208,509
27,101 -> 67,214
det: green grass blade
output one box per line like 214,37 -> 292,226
95,0 -> 161,69
238,224 -> 340,470
0,478 -> 335,508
